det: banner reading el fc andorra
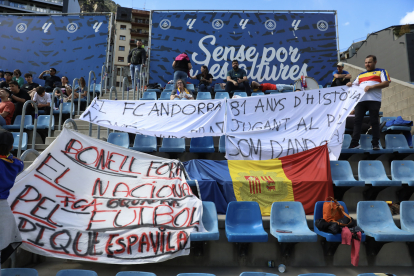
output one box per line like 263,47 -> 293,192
150,11 -> 337,86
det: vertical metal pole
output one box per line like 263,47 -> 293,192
124,77 -> 129,100
148,11 -> 153,86
119,67 -> 123,98
107,86 -> 117,138
121,75 -> 126,100
335,11 -> 340,62
71,78 -> 78,119
87,71 -> 97,137
18,101 -> 38,158
106,12 -> 114,90
49,88 -> 60,138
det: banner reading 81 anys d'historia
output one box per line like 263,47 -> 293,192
8,129 -> 204,264
150,11 -> 337,86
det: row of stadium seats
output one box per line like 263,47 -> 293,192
142,91 -> 282,101
3,115 -> 55,131
342,134 -> 414,154
0,269 -> 390,276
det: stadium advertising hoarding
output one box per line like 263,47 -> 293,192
150,11 -> 337,86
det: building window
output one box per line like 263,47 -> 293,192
117,68 -> 120,75
120,25 -> 126,30
121,14 -> 127,18
116,82 -> 120,86
118,57 -> 124,62
119,46 -> 125,51
120,35 -> 126,41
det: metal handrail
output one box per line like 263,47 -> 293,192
70,78 -> 78,119
49,88 -> 62,135
18,100 -> 38,158
122,76 -> 128,100
107,86 -> 117,138
63,118 -> 78,130
87,71 -> 96,136
20,149 -> 40,162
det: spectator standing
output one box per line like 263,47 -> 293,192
128,40 -> 146,90
226,60 -> 251,96
12,70 -> 24,88
331,62 -> 352,87
0,130 -> 24,269
172,53 -> 192,85
251,81 -> 277,92
0,88 -> 15,126
170,79 -> 194,100
190,65 -> 213,92
21,73 -> 39,98
0,70 -> 5,83
9,81 -> 30,116
347,55 -> 390,150
38,68 -> 60,92
32,87 -> 51,115
0,72 -> 13,89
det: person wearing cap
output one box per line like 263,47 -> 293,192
0,130 -> 24,269
0,70 -> 5,83
331,62 -> 351,87
0,72 -> 13,89
0,88 -> 15,126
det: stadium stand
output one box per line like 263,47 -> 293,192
233,91 -> 248,97
129,134 -> 157,152
190,137 -> 215,153
215,92 -> 230,99
219,135 -> 226,153
196,92 -> 212,100
159,91 -> 172,100
400,201 -> 414,234
11,132 -> 27,151
140,91 -> 157,100
159,138 -> 186,153
107,132 -> 130,148
358,161 -> 402,186
391,161 -> 414,186
3,115 -> 32,130
26,115 -> 54,130
115,272 -> 156,276
360,134 -> 392,154
385,134 -> 414,153
190,201 -> 220,241
56,270 -> 98,276
330,161 -> 365,187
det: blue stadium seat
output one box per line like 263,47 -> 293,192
313,201 -> 365,242
3,115 -> 32,130
234,92 -> 247,97
270,91 -> 281,95
326,85 -> 331,88
299,274 -> 336,276
341,134 -> 364,154
159,91 -> 171,100
240,273 -> 279,276
116,272 -> 156,276
186,84 -> 195,91
360,134 -> 393,154
196,92 -> 212,100
357,201 -> 414,242
380,116 -> 412,132
330,161 -> 365,187
385,134 -> 414,153
190,201 -> 220,241
107,132 -> 129,148
391,160 -> 414,186
252,92 -> 265,96
146,88 -> 161,93
159,138 -> 185,153
140,92 -> 157,100
12,132 -> 28,151
358,160 -> 402,186
177,274 -> 215,276
56,270 -> 97,276
270,201 -> 317,242
225,201 -> 268,242
165,84 -> 174,90
214,84 -> 221,90
365,111 -> 383,116
401,201 -> 414,234
215,92 -> 230,99
89,83 -> 101,94
26,115 -> 54,130
189,137 -> 215,153
53,102 -> 75,115
1,268 -> 39,276
219,135 -> 226,153
318,85 -> 323,89
129,135 -> 157,152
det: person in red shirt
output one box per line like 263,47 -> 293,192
0,87 -> 15,126
251,81 -> 277,92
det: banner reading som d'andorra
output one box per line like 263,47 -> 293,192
150,11 -> 337,86
8,129 -> 205,264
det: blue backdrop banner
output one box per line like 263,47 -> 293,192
0,15 -> 109,84
150,11 -> 337,86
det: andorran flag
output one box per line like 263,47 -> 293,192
184,145 -> 333,215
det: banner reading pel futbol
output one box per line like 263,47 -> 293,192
150,11 -> 337,85
0,15 -> 109,82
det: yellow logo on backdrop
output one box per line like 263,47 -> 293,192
228,159 -> 294,216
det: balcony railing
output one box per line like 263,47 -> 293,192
0,0 -> 62,12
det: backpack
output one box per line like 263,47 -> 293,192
323,197 -> 354,227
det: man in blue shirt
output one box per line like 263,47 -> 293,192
225,60 -> 252,96
331,62 -> 352,87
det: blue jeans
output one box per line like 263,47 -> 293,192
130,64 -> 141,89
199,84 -> 212,92
0,115 -> 6,126
174,71 -> 187,85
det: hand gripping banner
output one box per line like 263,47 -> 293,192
8,128 -> 205,264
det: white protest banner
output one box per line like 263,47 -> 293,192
8,128 -> 205,264
225,86 -> 363,160
79,98 -> 226,138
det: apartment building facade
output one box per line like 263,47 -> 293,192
0,0 -> 79,14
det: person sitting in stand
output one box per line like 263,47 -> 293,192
12,69 -> 24,88
22,73 -> 39,99
190,65 -> 213,93
170,79 -> 194,100
251,81 -> 277,93
73,77 -> 87,100
331,62 -> 352,87
0,130 -> 24,269
32,87 -> 51,115
54,76 -> 72,108
225,60 -> 252,96
0,70 -> 6,83
0,72 -> 13,89
9,81 -> 30,117
38,68 -> 60,92
0,88 -> 15,127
